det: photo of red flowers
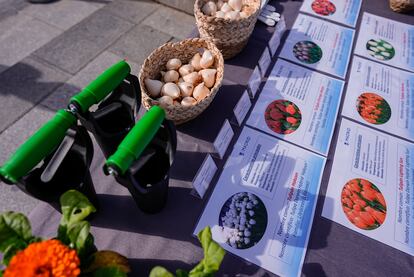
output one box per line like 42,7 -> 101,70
264,100 -> 302,135
311,0 -> 336,16
356,93 -> 391,125
341,178 -> 387,230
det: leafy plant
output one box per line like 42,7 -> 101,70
149,226 -> 226,277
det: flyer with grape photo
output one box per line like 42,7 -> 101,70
246,59 -> 344,156
355,13 -> 414,73
279,14 -> 355,78
299,0 -> 362,27
194,126 -> 326,277
342,56 -> 414,142
322,118 -> 414,256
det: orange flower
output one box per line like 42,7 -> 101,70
4,240 -> 80,277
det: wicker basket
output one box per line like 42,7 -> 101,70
194,0 -> 261,59
390,0 -> 414,12
139,38 -> 224,125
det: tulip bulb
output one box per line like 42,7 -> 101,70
202,1 -> 217,16
178,64 -> 194,76
144,78 -> 163,98
178,82 -> 194,97
166,58 -> 182,70
190,53 -> 202,71
225,10 -> 240,20
228,0 -> 242,11
181,97 -> 197,107
183,72 -> 201,85
199,69 -> 217,88
193,82 -> 210,101
161,82 -> 180,99
221,3 -> 232,12
163,70 -> 179,83
200,50 -> 214,69
216,11 -> 225,18
217,0 -> 224,9
158,95 -> 173,107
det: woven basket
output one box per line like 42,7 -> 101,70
194,0 -> 261,59
390,0 -> 414,12
139,38 -> 224,125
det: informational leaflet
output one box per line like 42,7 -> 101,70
322,119 -> 414,256
195,126 -> 326,277
246,59 -> 344,156
299,0 -> 362,27
355,13 -> 414,72
343,56 -> 414,141
279,14 -> 355,78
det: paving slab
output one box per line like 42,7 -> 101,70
0,106 -> 55,214
34,8 -> 133,74
0,17 -> 62,74
21,0 -> 104,30
142,6 -> 195,40
102,0 -> 158,24
110,24 -> 172,66
0,56 -> 70,132
154,0 -> 194,15
41,51 -> 139,111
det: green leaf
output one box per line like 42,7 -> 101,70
59,190 -> 96,227
176,269 -> 189,277
188,226 -> 225,277
67,221 -> 95,259
0,212 -> 36,265
92,266 -> 128,277
149,266 -> 175,277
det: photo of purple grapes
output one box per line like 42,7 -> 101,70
218,192 -> 268,249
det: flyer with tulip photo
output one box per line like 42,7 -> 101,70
246,59 -> 344,156
342,56 -> 414,142
355,13 -> 414,73
300,0 -> 362,27
279,14 -> 354,78
322,118 -> 414,256
195,126 -> 326,277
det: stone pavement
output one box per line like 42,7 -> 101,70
0,0 -> 195,214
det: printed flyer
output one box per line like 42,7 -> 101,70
322,119 -> 414,256
355,13 -> 414,72
343,56 -> 414,141
246,59 -> 344,156
300,0 -> 362,27
279,14 -> 355,78
195,126 -> 326,277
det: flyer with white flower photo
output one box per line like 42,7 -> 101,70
246,59 -> 344,156
300,0 -> 362,27
279,14 -> 355,78
355,13 -> 414,72
342,56 -> 414,142
322,118 -> 414,256
194,126 -> 326,277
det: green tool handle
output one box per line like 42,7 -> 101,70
0,110 -> 76,184
105,106 -> 165,176
69,60 -> 131,113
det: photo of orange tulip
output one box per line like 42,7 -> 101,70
264,100 -> 302,135
356,93 -> 391,125
341,178 -> 387,230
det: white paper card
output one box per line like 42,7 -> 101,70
343,56 -> 414,141
259,47 -> 272,77
213,119 -> 234,159
269,16 -> 287,56
323,118 -> 414,255
246,59 -> 344,155
192,154 -> 217,198
299,0 -> 362,27
248,66 -> 262,98
280,14 -> 355,78
355,13 -> 414,72
195,126 -> 326,277
233,90 -> 252,126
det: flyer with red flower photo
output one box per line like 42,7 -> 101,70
342,56 -> 414,142
322,118 -> 414,256
246,59 -> 344,156
300,0 -> 362,27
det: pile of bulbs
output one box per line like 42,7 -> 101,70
201,0 -> 249,19
144,49 -> 217,108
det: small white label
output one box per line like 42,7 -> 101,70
192,154 -> 217,198
213,119 -> 234,159
233,91 -> 252,126
269,15 -> 286,56
248,66 -> 262,98
258,47 -> 272,77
